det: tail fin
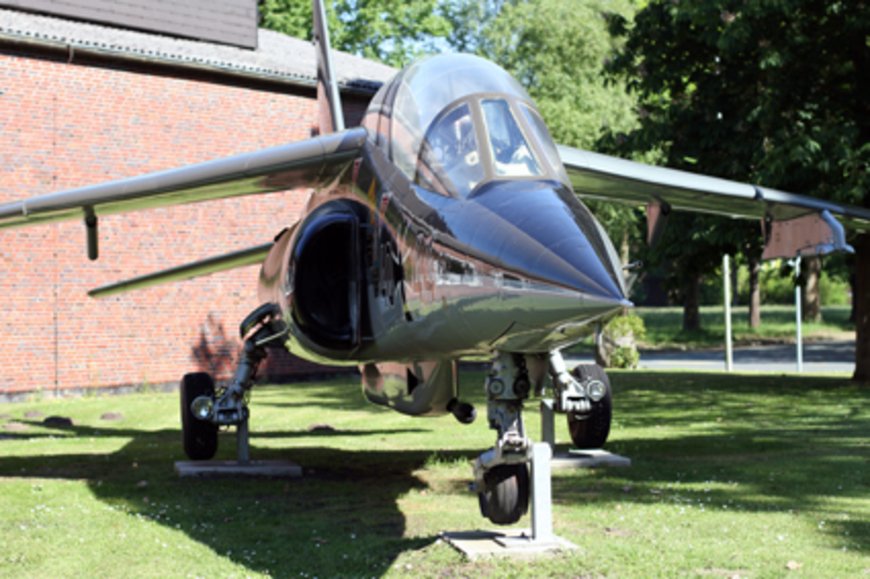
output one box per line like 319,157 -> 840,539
313,0 -> 345,133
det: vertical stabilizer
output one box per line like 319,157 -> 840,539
313,0 -> 345,133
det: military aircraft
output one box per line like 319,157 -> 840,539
2,0 -> 868,525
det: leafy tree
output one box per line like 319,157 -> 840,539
260,0 -> 451,67
606,1 -> 769,331
480,0 -> 636,150
609,0 -> 868,379
440,0 -> 507,54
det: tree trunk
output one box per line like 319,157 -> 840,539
683,273 -> 701,332
748,256 -> 761,329
803,255 -> 822,323
732,259 -> 739,306
850,272 -> 856,323
620,230 -> 630,266
853,234 -> 870,382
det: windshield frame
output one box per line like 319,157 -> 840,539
413,93 -> 567,199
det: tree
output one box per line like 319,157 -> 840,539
607,2 -> 767,331
803,256 -> 822,323
747,253 -> 762,328
440,0 -> 507,54
260,0 -> 451,67
610,1 -> 868,380
636,213 -> 741,332
479,0 -> 636,150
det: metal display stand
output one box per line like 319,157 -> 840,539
175,419 -> 303,478
443,442 -> 576,559
540,399 -> 632,469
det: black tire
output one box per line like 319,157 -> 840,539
477,463 -> 530,525
567,364 -> 612,449
180,372 -> 218,461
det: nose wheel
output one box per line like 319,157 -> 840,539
477,463 -> 530,525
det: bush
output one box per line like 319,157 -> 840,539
596,312 -> 646,369
820,272 -> 850,305
607,312 -> 646,340
609,346 -> 640,369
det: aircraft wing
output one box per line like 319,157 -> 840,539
558,144 -> 870,258
0,127 -> 367,233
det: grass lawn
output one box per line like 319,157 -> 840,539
0,370 -> 867,577
633,305 -> 854,350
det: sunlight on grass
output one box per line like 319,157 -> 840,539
0,371 -> 867,577
636,304 -> 853,350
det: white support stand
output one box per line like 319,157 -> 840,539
443,402 -> 632,559
541,398 -> 556,447
530,442 -> 553,543
789,255 -> 804,373
540,399 -> 632,469
723,254 -> 734,372
443,441 -> 575,558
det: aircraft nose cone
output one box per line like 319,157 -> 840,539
468,180 -> 627,305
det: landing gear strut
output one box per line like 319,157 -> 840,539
473,353 -> 532,525
179,303 -> 287,461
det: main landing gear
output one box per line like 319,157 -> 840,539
548,351 -> 612,449
179,304 -> 287,462
473,350 -> 612,525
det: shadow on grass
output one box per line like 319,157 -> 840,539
0,421 -> 444,576
1,370 -> 866,568
546,372 -> 869,553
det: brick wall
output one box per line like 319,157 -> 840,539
0,48 -> 366,395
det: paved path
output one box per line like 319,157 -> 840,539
567,340 -> 855,374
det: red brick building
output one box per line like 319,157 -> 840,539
0,6 -> 394,397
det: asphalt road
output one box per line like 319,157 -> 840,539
567,340 -> 855,374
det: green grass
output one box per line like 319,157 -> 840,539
0,371 -> 867,577
635,304 -> 854,350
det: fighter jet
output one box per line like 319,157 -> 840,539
1,0 -> 868,525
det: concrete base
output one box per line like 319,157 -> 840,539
551,449 -> 631,469
442,529 -> 577,560
174,460 -> 302,478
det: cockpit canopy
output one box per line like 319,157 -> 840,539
364,54 -> 568,198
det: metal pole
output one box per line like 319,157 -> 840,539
723,255 -> 733,372
530,442 -> 554,543
794,255 -> 803,373
540,399 -> 555,448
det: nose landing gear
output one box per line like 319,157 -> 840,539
473,353 -> 532,525
472,350 -> 614,526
